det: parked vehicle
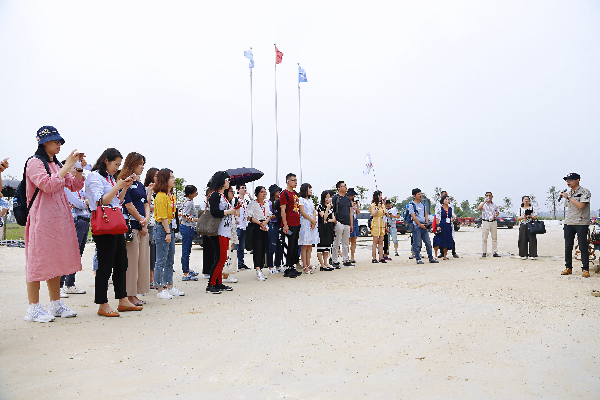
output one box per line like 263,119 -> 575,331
474,213 -> 516,228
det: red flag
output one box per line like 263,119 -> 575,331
275,46 -> 283,64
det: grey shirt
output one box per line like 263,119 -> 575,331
564,185 -> 591,225
180,198 -> 197,227
408,202 -> 427,226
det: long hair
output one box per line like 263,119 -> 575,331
299,183 -> 311,199
320,190 -> 332,206
144,167 -> 159,187
34,144 -> 62,165
153,168 -> 173,194
521,196 -> 530,208
120,152 -> 146,180
207,171 -> 229,199
372,190 -> 382,204
440,194 -> 449,205
92,148 -> 122,178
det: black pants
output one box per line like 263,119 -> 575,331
93,234 -> 128,304
202,235 -> 214,275
383,231 -> 389,254
252,223 -> 269,269
564,224 -> 589,270
518,224 -> 538,257
282,225 -> 301,268
149,225 -> 156,271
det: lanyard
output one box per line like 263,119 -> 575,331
220,192 -> 231,209
169,193 -> 175,215
106,176 -> 115,187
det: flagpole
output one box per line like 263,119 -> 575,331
249,48 -> 255,193
298,63 -> 302,184
274,44 -> 279,186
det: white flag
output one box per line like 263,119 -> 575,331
363,153 -> 373,175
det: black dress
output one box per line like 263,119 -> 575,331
317,204 -> 335,253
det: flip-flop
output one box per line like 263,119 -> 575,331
592,290 -> 600,297
134,301 -> 145,306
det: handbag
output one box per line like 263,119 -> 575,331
196,208 -> 222,236
91,200 -> 128,235
222,249 -> 238,275
527,220 -> 546,235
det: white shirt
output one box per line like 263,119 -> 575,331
64,188 -> 90,218
235,196 -> 249,229
247,200 -> 273,222
85,171 -> 122,211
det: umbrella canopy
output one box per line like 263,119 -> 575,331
225,168 -> 264,186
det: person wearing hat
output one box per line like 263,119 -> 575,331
24,126 -> 85,322
560,173 -> 592,278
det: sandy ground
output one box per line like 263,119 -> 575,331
1,225 -> 599,399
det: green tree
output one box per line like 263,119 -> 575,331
397,196 -> 414,212
174,177 -> 186,204
355,185 -> 370,209
500,197 -> 513,214
472,196 -> 485,217
546,186 -> 560,220
460,200 -> 472,217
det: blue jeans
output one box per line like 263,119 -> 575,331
180,224 -> 194,274
268,222 -> 282,268
234,228 -> 247,267
412,225 -> 434,261
154,224 -> 175,286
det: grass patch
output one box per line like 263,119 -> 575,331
4,223 -> 25,240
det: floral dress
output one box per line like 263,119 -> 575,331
299,197 -> 319,245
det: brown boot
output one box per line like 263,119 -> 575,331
561,268 -> 572,275
582,270 -> 590,278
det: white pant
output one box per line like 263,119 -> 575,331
332,222 -> 350,263
481,220 -> 498,254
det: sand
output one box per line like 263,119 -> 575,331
0,225 -> 599,399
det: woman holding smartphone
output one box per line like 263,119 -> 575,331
370,190 -> 386,263
517,196 -> 538,260
86,147 -> 140,317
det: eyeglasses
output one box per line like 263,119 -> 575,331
289,179 -> 297,182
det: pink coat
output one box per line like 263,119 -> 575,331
25,157 -> 84,282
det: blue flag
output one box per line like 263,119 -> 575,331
244,49 -> 254,68
298,66 -> 307,83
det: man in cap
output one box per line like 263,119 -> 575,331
560,173 -> 592,278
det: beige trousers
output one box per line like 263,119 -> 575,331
481,220 -> 498,254
126,229 -> 151,296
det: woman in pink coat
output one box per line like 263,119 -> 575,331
24,126 -> 86,323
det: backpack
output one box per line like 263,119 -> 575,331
272,191 -> 290,224
13,156 -> 52,226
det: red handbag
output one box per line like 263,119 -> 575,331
91,200 -> 128,235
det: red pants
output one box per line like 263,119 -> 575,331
209,235 -> 229,286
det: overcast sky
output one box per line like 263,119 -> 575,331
1,1 -> 598,212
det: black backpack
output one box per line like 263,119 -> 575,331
13,156 -> 52,226
272,191 -> 290,223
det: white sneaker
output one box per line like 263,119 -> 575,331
59,288 -> 69,298
49,300 -> 77,318
522,256 -> 528,260
530,257 -> 536,260
269,267 -> 281,274
64,286 -> 86,294
256,269 -> 267,281
168,286 -> 185,296
203,274 -> 211,279
223,276 -> 238,283
157,290 -> 174,300
24,304 -> 55,323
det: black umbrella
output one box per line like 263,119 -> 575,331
225,168 -> 264,186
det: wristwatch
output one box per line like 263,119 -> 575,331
75,168 -> 84,172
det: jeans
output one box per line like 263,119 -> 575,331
180,224 -> 194,274
564,224 -> 589,270
234,228 -> 247,267
389,224 -> 398,244
268,221 -> 282,269
61,217 -> 89,287
412,225 -> 434,261
154,224 -> 175,286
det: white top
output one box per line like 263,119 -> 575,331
235,196 -> 249,229
247,199 -> 273,222
85,171 -> 122,211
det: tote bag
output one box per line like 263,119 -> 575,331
91,201 -> 128,235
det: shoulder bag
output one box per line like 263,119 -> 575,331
197,208 -> 222,236
528,220 -> 546,235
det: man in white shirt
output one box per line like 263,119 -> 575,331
385,200 -> 400,257
477,191 -> 500,257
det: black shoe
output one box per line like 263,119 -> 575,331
350,260 -> 356,264
206,285 -> 221,294
452,253 -> 459,258
320,266 -> 334,271
379,259 -> 387,263
409,255 -> 414,260
416,260 -> 424,265
332,261 -> 340,267
482,253 -> 486,258
429,259 -> 439,264
215,283 -> 233,291
395,252 -> 399,257
493,253 -> 500,258
372,259 -> 379,263
343,261 -> 353,267
283,269 -> 297,278
238,264 -> 250,270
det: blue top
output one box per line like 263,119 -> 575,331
123,180 -> 147,230
64,188 -> 90,218
408,201 -> 426,225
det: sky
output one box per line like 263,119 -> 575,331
1,1 -> 599,213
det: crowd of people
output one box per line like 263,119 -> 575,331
0,126 -> 594,323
